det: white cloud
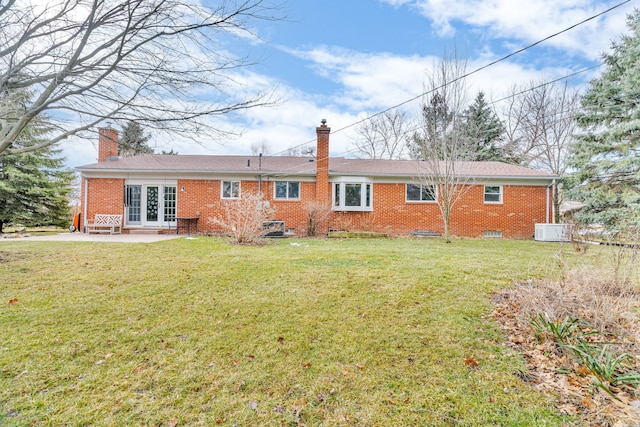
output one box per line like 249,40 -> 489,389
65,0 -> 631,168
380,0 -> 634,59
286,46 -> 435,110
64,38 -> 596,169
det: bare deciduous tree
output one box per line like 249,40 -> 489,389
351,109 -> 412,159
0,0 -> 282,156
282,143 -> 314,157
250,140 -> 272,156
410,52 -> 474,243
501,81 -> 580,222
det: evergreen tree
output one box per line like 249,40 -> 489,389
0,115 -> 74,233
119,121 -> 153,157
460,91 -> 507,161
568,10 -> 640,227
409,93 -> 453,160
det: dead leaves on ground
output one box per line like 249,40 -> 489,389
464,355 -> 480,370
493,289 -> 640,426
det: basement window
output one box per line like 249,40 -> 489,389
483,231 -> 503,238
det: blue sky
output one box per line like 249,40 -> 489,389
65,0 -> 637,167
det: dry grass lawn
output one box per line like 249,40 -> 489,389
0,237 -> 610,426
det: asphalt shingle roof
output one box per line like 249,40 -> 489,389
77,154 -> 558,179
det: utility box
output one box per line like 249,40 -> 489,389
535,224 -> 573,242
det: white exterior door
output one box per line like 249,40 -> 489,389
125,182 -> 176,228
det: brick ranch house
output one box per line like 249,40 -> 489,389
76,121 -> 558,238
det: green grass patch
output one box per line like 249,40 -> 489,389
328,231 -> 388,238
0,238 -> 573,425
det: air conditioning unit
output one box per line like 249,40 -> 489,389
263,220 -> 285,238
535,224 -> 573,242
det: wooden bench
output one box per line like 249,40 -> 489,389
86,214 -> 122,234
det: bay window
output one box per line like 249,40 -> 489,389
332,178 -> 372,211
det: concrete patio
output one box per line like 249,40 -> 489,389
0,232 -> 187,243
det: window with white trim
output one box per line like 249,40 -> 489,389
484,185 -> 502,203
332,179 -> 372,211
274,181 -> 300,200
222,180 -> 240,199
406,184 -> 436,202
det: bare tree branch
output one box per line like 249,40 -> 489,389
410,51 -> 475,243
0,0 -> 284,155
351,109 -> 412,159
501,81 -> 580,221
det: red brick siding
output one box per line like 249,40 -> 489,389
83,177 -> 548,238
324,183 -> 548,238
82,178 -> 125,222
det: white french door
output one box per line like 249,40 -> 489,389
125,183 -> 176,227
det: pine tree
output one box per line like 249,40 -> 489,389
568,10 -> 640,227
409,93 -> 453,160
119,121 -> 153,157
460,91 -> 507,161
0,115 -> 74,233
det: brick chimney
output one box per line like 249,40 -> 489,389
98,127 -> 119,162
315,119 -> 331,205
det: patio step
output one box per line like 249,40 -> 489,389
128,229 -> 162,235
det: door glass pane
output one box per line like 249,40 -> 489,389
126,185 -> 141,223
146,186 -> 159,222
164,186 -> 176,222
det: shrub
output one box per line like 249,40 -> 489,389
210,192 -> 275,244
304,200 -> 332,236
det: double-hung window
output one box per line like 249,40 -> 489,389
406,184 -> 436,202
484,185 -> 502,203
332,178 -> 372,211
274,181 -> 300,200
222,181 -> 240,199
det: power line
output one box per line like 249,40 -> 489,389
269,0 -> 628,157
329,0 -> 629,137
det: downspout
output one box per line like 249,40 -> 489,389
83,177 -> 89,233
545,179 -> 555,224
258,153 -> 263,194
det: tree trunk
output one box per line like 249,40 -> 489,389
443,211 -> 452,243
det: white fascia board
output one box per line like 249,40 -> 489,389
347,175 -> 556,186
79,170 -> 317,181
